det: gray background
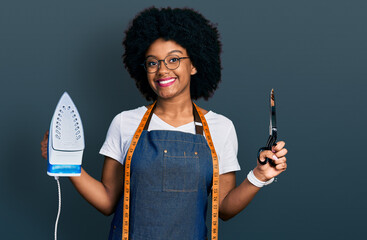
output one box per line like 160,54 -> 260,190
1,0 -> 366,239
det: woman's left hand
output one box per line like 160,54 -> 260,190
253,141 -> 288,182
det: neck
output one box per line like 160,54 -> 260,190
154,96 -> 193,119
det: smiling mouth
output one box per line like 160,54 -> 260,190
156,77 -> 176,87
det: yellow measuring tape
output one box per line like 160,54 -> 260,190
122,101 -> 219,240
193,102 -> 219,240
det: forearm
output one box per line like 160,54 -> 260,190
41,132 -> 122,215
69,168 -> 116,216
219,177 -> 261,221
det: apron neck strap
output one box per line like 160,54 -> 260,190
143,102 -> 204,136
193,104 -> 204,135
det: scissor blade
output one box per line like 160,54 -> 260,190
269,89 -> 277,134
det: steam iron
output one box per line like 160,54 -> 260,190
47,92 -> 85,176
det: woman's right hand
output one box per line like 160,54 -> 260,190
40,128 -> 122,215
40,130 -> 49,159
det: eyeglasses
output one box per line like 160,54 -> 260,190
142,54 -> 190,73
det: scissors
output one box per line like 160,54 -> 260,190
257,89 -> 277,167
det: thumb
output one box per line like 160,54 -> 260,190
259,150 -> 278,163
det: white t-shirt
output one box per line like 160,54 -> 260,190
99,106 -> 241,175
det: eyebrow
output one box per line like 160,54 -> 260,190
168,50 -> 183,55
146,50 -> 184,58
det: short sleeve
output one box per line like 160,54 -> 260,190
218,122 -> 241,175
99,114 -> 124,164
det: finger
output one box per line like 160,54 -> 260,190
275,162 -> 287,171
42,130 -> 49,141
41,140 -> 47,148
41,143 -> 47,151
40,141 -> 47,148
41,131 -> 49,147
41,130 -> 49,160
259,150 -> 279,163
275,148 -> 288,158
41,148 -> 47,159
272,141 -> 285,152
273,156 -> 286,165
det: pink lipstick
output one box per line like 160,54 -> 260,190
156,77 -> 176,87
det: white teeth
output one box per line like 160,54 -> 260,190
159,78 -> 175,84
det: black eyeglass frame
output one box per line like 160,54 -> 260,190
141,55 -> 190,73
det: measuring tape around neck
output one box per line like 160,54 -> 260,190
122,102 -> 219,240
193,102 -> 219,240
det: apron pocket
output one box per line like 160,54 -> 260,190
163,150 -> 199,192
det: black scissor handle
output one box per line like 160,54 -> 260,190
257,147 -> 270,165
257,134 -> 277,167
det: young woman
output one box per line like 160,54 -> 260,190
41,7 -> 287,240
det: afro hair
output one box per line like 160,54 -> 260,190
123,7 -> 222,101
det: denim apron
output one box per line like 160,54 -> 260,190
108,105 -> 214,240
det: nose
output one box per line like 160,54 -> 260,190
157,59 -> 169,74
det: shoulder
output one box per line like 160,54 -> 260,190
204,110 -> 240,174
112,106 -> 147,122
197,105 -> 234,131
198,107 -> 209,115
205,110 -> 235,131
119,106 -> 147,122
108,106 -> 146,131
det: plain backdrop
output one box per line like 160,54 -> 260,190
1,0 -> 366,239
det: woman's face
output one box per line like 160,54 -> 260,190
145,38 -> 197,101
